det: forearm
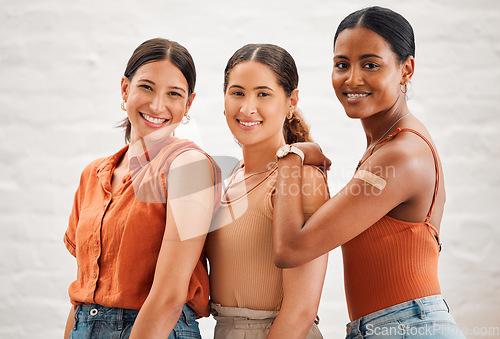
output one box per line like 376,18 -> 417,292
64,305 -> 75,339
267,308 -> 316,339
129,295 -> 185,339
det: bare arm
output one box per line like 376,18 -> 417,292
273,139 -> 430,268
268,166 -> 329,338
129,150 -> 215,338
64,305 -> 75,339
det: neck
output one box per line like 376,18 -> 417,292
241,137 -> 285,174
361,100 -> 411,148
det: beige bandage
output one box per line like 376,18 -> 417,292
354,170 -> 387,190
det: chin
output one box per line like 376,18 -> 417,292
344,110 -> 364,120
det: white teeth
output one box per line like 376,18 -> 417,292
239,120 -> 262,127
142,113 -> 166,124
347,93 -> 369,98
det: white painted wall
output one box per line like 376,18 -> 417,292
1,0 -> 499,337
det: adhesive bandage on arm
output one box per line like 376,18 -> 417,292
354,170 -> 387,190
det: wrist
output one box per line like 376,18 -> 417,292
276,144 -> 304,165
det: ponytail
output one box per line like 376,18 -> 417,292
283,108 -> 312,144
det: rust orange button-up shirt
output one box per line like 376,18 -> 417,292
64,137 -> 221,317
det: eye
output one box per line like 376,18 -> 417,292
257,92 -> 270,97
334,62 -> 349,70
139,84 -> 153,91
232,91 -> 244,97
168,91 -> 182,97
363,63 -> 379,70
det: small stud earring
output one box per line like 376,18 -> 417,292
121,101 -> 126,111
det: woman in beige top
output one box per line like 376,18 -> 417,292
206,43 -> 329,339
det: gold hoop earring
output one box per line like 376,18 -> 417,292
121,101 -> 126,111
401,83 -> 408,94
286,111 -> 294,120
181,113 -> 191,125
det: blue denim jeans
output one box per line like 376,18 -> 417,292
70,303 -> 201,339
345,295 -> 465,338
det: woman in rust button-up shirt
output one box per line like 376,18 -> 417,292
63,38 -> 221,339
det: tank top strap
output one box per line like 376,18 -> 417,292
358,128 -> 441,222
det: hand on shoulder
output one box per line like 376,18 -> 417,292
292,142 -> 332,171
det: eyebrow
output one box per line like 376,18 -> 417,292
228,85 -> 274,92
138,79 -> 186,93
334,54 -> 383,60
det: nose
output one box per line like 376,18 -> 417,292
345,66 -> 363,87
151,94 -> 167,115
240,97 -> 257,116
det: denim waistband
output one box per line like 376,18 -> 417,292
74,304 -> 139,322
346,295 -> 448,334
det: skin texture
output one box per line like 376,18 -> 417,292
64,305 -> 75,338
65,59 -> 215,339
223,61 -> 328,338
273,26 -> 446,268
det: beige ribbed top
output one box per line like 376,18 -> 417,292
206,165 -> 324,311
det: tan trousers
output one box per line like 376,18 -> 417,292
210,303 -> 323,339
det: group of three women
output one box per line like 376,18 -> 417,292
64,6 -> 465,339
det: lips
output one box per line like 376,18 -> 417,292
346,93 -> 369,98
237,119 -> 262,127
140,112 -> 168,126
344,91 -> 371,103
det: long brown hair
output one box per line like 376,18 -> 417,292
223,43 -> 312,143
119,38 -> 196,143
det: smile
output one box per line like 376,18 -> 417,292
237,120 -> 262,127
140,112 -> 168,125
346,93 -> 369,98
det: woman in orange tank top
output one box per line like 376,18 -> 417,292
272,6 -> 465,339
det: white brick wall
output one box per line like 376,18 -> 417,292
1,0 -> 498,337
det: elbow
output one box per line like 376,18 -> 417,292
297,309 -> 319,329
148,287 -> 187,316
164,295 -> 186,314
273,241 -> 298,269
281,308 -> 320,336
273,220 -> 307,268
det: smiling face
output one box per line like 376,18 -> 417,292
224,61 -> 297,148
332,26 -> 412,119
121,59 -> 194,143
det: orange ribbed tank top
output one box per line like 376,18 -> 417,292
342,128 -> 442,321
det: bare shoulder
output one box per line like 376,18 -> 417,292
170,149 -> 211,169
168,149 -> 214,191
302,165 -> 327,184
361,131 -> 437,191
301,165 -> 330,207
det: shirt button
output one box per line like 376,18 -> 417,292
90,308 -> 98,316
93,273 -> 97,279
